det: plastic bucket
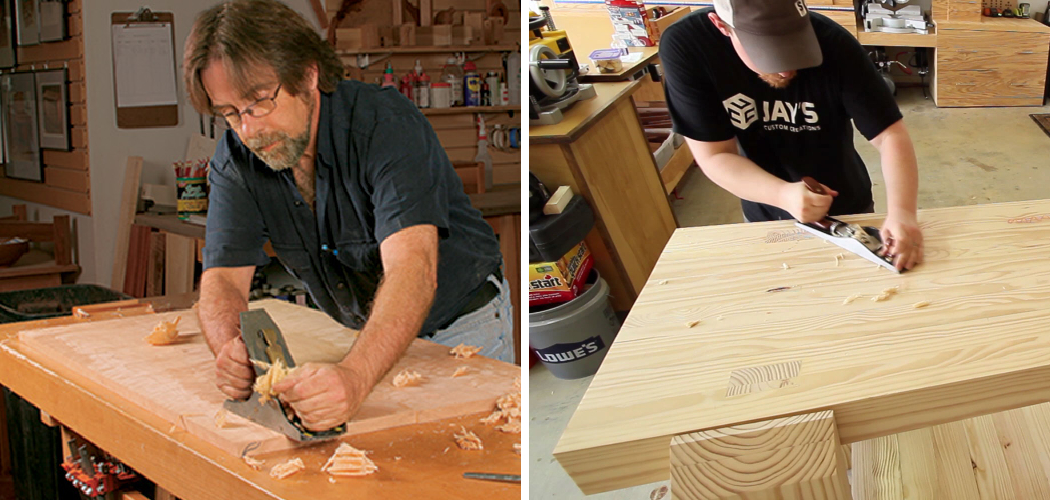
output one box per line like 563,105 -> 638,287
529,269 -> 621,379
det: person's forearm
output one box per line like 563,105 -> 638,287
198,270 -> 249,355
699,152 -> 791,208
875,126 -> 919,217
337,266 -> 437,390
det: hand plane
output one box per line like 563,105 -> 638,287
223,309 -> 346,442
795,176 -> 899,273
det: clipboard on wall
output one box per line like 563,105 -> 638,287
111,9 -> 178,128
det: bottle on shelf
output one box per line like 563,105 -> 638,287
441,57 -> 464,106
416,70 -> 431,108
463,61 -> 481,107
474,115 -> 494,190
399,74 -> 414,102
431,82 -> 452,108
381,62 -> 397,89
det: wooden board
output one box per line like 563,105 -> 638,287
17,299 -> 519,458
554,200 -> 1050,494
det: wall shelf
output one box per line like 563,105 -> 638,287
419,105 -> 518,115
336,44 -> 519,55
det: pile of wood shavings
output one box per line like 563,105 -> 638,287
254,358 -> 293,403
450,343 -> 482,359
145,316 -> 181,345
392,369 -> 423,387
479,377 -> 520,434
322,443 -> 378,476
454,426 -> 484,450
270,458 -> 304,479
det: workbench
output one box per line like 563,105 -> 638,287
554,200 -> 1050,498
530,78 -> 677,312
0,300 -> 520,500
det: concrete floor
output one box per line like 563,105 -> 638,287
528,87 -> 1050,499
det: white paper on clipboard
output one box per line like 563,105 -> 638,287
111,22 -> 177,107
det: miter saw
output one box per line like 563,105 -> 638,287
860,0 -> 930,34
529,13 -> 596,126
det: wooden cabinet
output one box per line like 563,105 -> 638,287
933,19 -> 1050,107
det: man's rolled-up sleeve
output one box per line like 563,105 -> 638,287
202,154 -> 271,270
367,114 -> 451,245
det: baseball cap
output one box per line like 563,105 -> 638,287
713,0 -> 823,74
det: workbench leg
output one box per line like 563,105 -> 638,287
669,410 -> 850,500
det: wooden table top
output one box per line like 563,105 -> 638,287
0,304 -> 520,499
529,79 -> 643,145
555,200 -> 1050,494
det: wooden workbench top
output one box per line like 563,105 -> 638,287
554,200 -> 1050,495
0,301 -> 520,499
530,78 -> 643,145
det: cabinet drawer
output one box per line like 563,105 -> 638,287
937,44 -> 1050,71
937,68 -> 1046,106
938,30 -> 1050,52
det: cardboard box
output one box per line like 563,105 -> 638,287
529,242 -> 594,307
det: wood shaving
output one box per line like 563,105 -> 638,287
685,320 -> 700,328
872,286 -> 901,302
717,315 -> 725,321
392,369 -> 423,387
782,263 -> 790,270
145,316 -> 181,345
215,409 -> 229,429
480,410 -> 503,424
835,253 -> 843,266
842,294 -> 861,305
254,358 -> 293,403
913,301 -> 930,309
451,366 -> 470,378
269,458 -> 304,479
657,279 -> 668,285
329,477 -> 336,483
454,426 -> 484,450
243,456 -> 264,470
322,442 -> 378,476
513,443 -> 521,454
497,419 -> 521,434
450,343 -> 482,359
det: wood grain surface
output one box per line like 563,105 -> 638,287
17,299 -> 519,458
555,201 -> 1050,494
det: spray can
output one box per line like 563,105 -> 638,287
463,61 -> 481,107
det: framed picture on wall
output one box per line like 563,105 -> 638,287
0,1 -> 16,68
2,72 -> 42,181
14,0 -> 39,46
37,0 -> 64,42
35,68 -> 67,150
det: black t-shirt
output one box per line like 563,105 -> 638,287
661,9 -> 903,222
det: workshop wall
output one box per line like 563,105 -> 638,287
0,0 -> 321,287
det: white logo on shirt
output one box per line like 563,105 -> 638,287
796,0 -> 808,16
723,93 -> 822,132
723,93 -> 758,130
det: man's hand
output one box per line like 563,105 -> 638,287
273,362 -> 370,431
880,213 -> 923,271
779,180 -> 838,223
216,336 -> 253,400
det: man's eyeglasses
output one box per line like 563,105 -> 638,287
218,84 -> 281,126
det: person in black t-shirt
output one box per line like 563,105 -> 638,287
660,0 -> 924,271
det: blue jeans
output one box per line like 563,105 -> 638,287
430,274 -> 515,363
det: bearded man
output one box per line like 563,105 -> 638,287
184,0 -> 511,431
